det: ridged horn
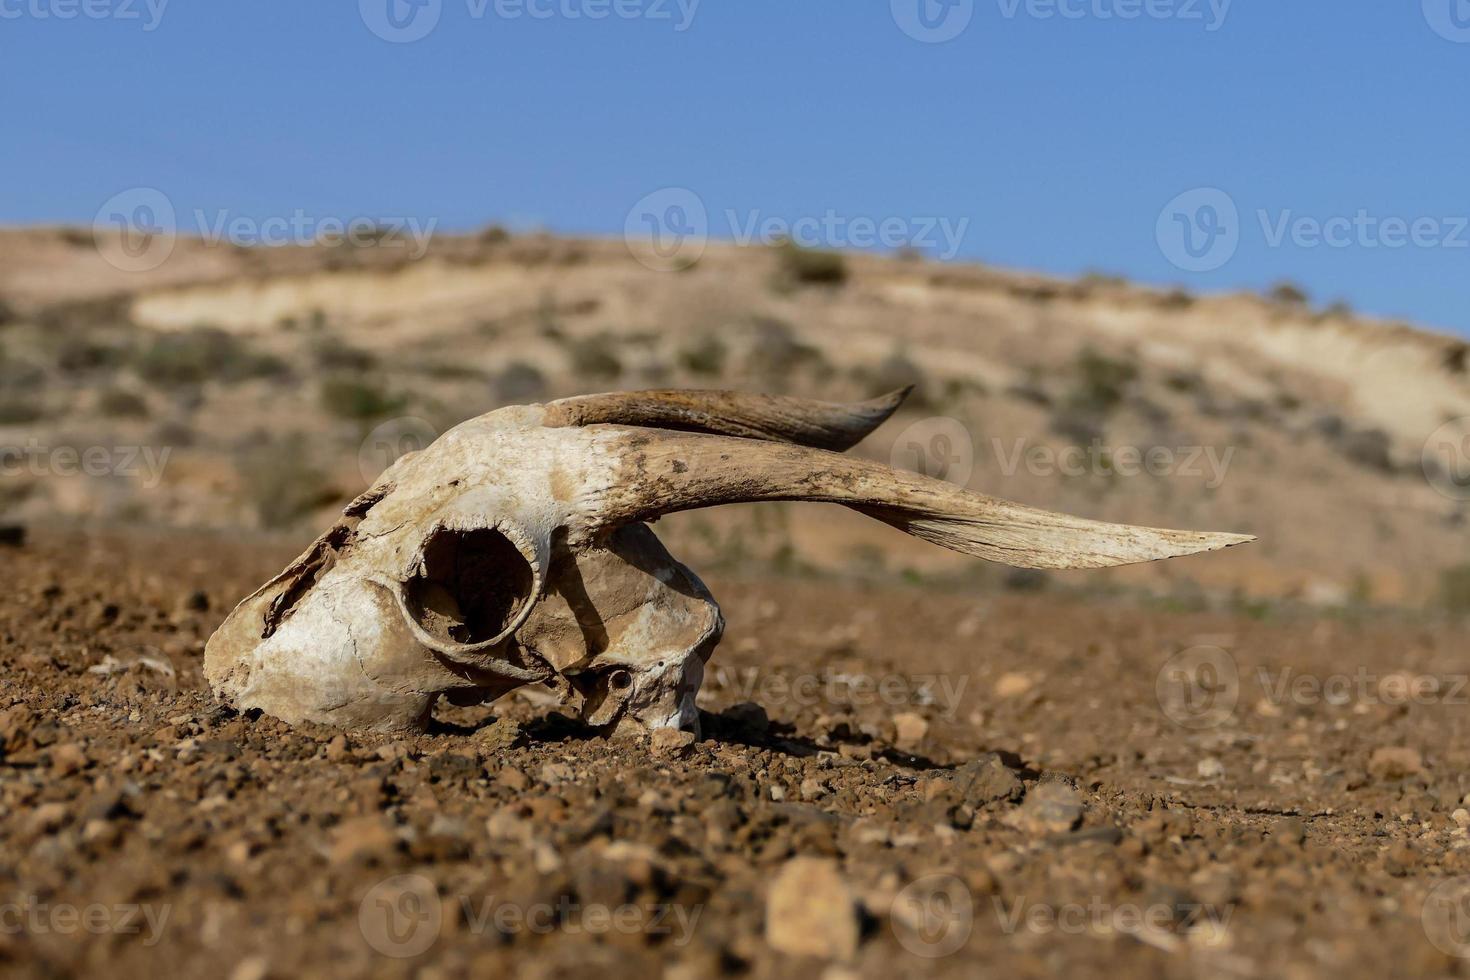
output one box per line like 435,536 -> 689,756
589,431 -> 1254,570
544,387 -> 911,452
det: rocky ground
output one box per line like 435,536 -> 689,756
3,527 -> 1470,979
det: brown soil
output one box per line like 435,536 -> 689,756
3,528 -> 1469,979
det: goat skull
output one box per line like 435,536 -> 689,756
204,389 -> 1252,736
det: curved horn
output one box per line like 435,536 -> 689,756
545,387 -> 911,452
587,431 -> 1253,570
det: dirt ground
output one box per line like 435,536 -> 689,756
3,527 -> 1470,979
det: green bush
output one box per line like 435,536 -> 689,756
565,334 -> 623,380
678,335 -> 728,376
97,388 -> 150,419
135,328 -> 288,387
239,437 -> 340,529
773,241 -> 848,287
319,375 -> 406,420
1268,281 -> 1310,306
1438,564 -> 1470,615
0,400 -> 42,424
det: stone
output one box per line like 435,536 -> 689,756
892,712 -> 929,749
1368,747 -> 1424,780
765,857 -> 859,960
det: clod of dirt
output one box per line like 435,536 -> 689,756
765,857 -> 860,960
892,711 -> 929,749
1368,746 -> 1424,780
650,728 -> 697,758
1010,782 -> 1085,835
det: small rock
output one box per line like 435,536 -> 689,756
329,816 -> 399,865
324,735 -> 352,762
1368,747 -> 1424,780
49,743 -> 88,776
229,956 -> 270,980
800,777 -> 829,801
1273,816 -> 1306,845
1012,783 -> 1084,835
994,672 -> 1034,698
27,802 -> 70,837
1451,808 -> 1470,829
892,712 -> 929,749
765,857 -> 859,960
651,728 -> 697,759
1196,757 -> 1225,780
479,716 -> 523,753
950,754 -> 1024,805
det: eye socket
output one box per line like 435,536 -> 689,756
403,525 -> 536,646
608,669 -> 633,692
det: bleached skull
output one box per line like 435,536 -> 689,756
204,389 -> 1251,736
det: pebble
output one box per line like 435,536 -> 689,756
892,712 -> 929,749
1368,747 -> 1424,780
765,857 -> 859,960
1011,783 -> 1084,836
651,729 -> 697,759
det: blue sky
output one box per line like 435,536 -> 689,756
5,1 -> 1469,333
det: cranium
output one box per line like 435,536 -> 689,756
204,389 -> 1252,736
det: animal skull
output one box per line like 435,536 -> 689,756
204,388 -> 1252,736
